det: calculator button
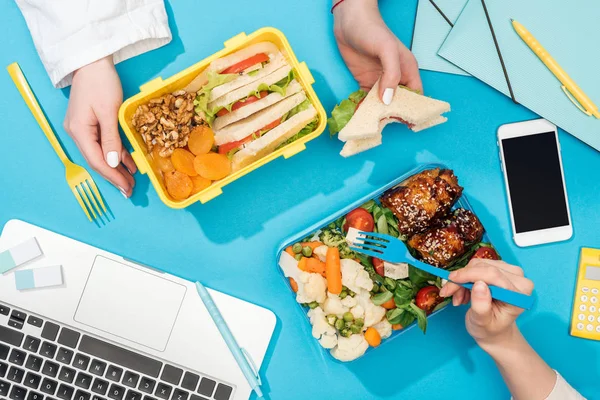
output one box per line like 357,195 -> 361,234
587,324 -> 594,332
592,288 -> 599,295
582,287 -> 590,293
596,326 -> 600,333
591,297 -> 598,304
581,295 -> 588,302
588,315 -> 595,322
578,314 -> 586,321
579,304 -> 587,312
590,306 -> 597,313
576,323 -> 585,330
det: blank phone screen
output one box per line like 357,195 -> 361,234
502,131 -> 569,233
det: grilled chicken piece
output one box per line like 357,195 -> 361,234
407,227 -> 465,268
381,168 -> 463,236
451,208 -> 484,243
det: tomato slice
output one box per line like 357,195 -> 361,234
372,257 -> 385,277
218,117 -> 282,154
221,53 -> 270,75
471,247 -> 499,260
415,286 -> 444,314
343,208 -> 375,232
216,91 -> 269,117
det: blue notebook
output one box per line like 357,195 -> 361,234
412,0 -> 469,76
438,0 -> 600,151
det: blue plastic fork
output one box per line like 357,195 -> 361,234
350,231 -> 535,310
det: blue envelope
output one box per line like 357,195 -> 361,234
412,0 -> 469,76
438,0 -> 600,151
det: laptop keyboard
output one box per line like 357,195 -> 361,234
0,303 -> 234,400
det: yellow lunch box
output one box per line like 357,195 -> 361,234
118,27 -> 327,209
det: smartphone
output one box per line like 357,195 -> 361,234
497,119 -> 572,247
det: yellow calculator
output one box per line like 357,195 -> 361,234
570,248 -> 600,340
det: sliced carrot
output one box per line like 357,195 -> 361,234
298,257 -> 326,277
171,148 -> 198,176
392,324 -> 403,331
164,171 -> 193,200
382,298 -> 396,310
152,147 -> 175,173
188,125 -> 214,156
325,247 -> 342,295
285,246 -> 295,257
193,152 -> 231,180
289,278 -> 299,293
364,327 -> 382,347
190,175 -> 211,195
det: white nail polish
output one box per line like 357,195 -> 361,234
118,187 -> 128,199
382,88 -> 394,105
106,151 -> 119,168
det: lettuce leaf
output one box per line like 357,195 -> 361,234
275,117 -> 318,150
249,70 -> 295,99
193,71 -> 238,126
281,99 -> 311,123
327,89 -> 367,136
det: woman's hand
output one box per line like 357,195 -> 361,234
333,0 -> 423,103
64,56 -> 137,198
439,259 -> 535,351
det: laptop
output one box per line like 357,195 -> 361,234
0,220 -> 276,400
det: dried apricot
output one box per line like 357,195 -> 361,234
164,171 -> 193,200
188,125 -> 214,155
193,153 -> 231,180
152,147 -> 175,173
171,148 -> 197,176
190,175 -> 211,194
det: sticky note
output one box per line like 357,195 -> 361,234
0,238 -> 43,274
15,265 -> 63,290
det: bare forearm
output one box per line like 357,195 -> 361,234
482,326 -> 557,400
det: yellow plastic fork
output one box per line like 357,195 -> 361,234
7,63 -> 107,222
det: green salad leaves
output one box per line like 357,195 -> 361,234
327,89 -> 367,136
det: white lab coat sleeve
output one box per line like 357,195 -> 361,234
15,0 -> 172,88
545,372 -> 586,400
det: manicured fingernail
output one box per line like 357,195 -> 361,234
473,281 -> 487,296
118,187 -> 128,199
107,151 -> 119,168
382,88 -> 394,105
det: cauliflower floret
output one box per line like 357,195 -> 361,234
341,259 -> 374,293
372,319 -> 392,340
330,334 -> 369,362
383,262 -> 409,280
308,307 -> 338,349
340,295 -> 358,308
300,274 -> 327,304
323,293 -> 349,316
350,304 -> 365,320
356,290 -> 386,327
313,245 -> 329,262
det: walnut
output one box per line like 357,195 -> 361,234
131,90 -> 200,155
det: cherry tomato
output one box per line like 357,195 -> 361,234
372,257 -> 385,277
471,247 -> 499,260
216,91 -> 269,117
343,208 -> 375,232
221,53 -> 270,74
218,118 -> 282,154
415,286 -> 444,314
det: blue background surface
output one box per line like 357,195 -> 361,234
1,1 -> 599,399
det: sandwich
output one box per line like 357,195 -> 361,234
328,80 -> 450,157
183,41 -> 319,171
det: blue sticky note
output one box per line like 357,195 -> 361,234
15,269 -> 35,290
0,250 -> 16,274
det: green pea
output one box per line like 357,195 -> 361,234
294,254 -> 303,261
343,312 -> 354,322
343,329 -> 353,338
355,318 -> 364,327
345,321 -> 353,329
350,324 -> 362,334
292,243 -> 303,254
308,301 -> 319,309
335,319 -> 345,331
339,291 -> 348,299
302,246 -> 313,257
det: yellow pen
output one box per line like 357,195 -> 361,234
511,19 -> 600,119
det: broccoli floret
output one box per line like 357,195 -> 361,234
318,229 -> 356,259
